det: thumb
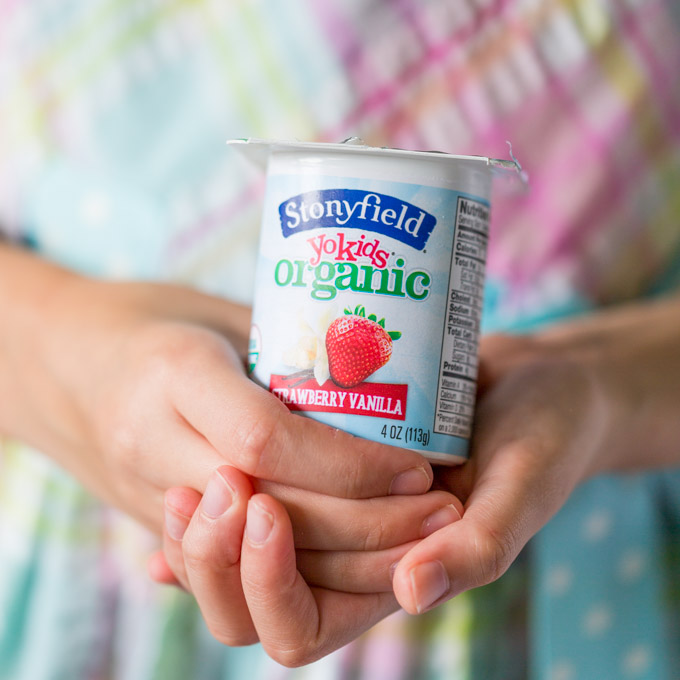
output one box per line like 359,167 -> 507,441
392,441 -> 571,613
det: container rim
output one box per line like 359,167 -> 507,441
227,137 -> 527,185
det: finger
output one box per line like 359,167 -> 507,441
241,494 -> 400,667
181,465 -> 259,646
393,441 -> 565,614
162,486 -> 203,590
256,482 -> 463,550
142,421 -> 226,499
171,345 -> 433,498
296,540 -> 418,593
147,550 -> 182,587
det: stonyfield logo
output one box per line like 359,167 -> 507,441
279,189 -> 437,251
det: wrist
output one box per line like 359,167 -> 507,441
537,295 -> 680,476
0,247 -> 88,451
590,338 -> 680,475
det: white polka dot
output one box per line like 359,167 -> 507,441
582,604 -> 612,637
550,660 -> 575,680
582,509 -> 612,542
622,644 -> 651,676
618,549 -> 646,583
547,564 -> 573,596
79,191 -> 111,228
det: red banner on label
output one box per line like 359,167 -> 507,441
269,374 -> 408,421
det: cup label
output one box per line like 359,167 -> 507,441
250,172 -> 489,462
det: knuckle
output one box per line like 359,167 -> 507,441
326,427 -> 375,498
103,402 -> 138,462
182,540 -> 213,573
182,531 -> 238,573
140,323 -> 230,386
96,328 -> 188,461
98,395 -> 145,480
259,604 -> 324,667
342,437 -> 372,498
136,325 -> 196,388
362,510 -> 387,552
474,524 -> 517,586
232,398 -> 286,477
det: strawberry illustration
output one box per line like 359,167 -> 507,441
325,306 -> 401,388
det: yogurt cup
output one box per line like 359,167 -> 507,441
230,138 -> 523,465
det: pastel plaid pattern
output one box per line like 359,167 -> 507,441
0,1 -> 678,678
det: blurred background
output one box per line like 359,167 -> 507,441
0,1 -> 679,679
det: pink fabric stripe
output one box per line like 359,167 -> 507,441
486,111 -> 664,298
616,0 -> 680,138
507,48 -> 626,291
0,0 -> 19,17
527,4 -> 680,288
477,8 -> 680,295
316,0 -> 510,142
308,0 -> 379,124
168,0 -> 680,282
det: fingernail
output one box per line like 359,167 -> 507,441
246,500 -> 273,545
165,506 -> 190,541
201,472 -> 234,519
409,561 -> 449,613
421,504 -> 462,538
389,467 -> 431,495
389,560 -> 400,581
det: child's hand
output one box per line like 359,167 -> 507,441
152,339 -> 588,666
148,297 -> 680,665
393,298 -> 680,614
0,246 -> 438,529
151,465 -> 463,665
21,273 -> 437,531
392,339 -> 600,613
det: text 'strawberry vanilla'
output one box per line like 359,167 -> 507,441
230,138 -> 523,464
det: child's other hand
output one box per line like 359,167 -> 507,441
34,277 -> 436,531
151,466 -> 463,665
393,299 -> 680,614
392,336 -> 600,614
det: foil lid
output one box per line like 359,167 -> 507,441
227,137 -> 528,189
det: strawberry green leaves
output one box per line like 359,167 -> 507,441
342,306 -> 399,339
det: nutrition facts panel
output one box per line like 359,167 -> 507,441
434,196 -> 489,438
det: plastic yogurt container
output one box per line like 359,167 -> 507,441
230,138 -> 522,465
